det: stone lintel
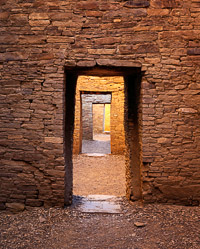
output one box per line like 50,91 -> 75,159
96,59 -> 142,68
77,60 -> 96,67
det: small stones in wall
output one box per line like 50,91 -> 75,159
187,48 -> 200,56
151,0 -> 181,8
5,203 -> 25,212
123,0 -> 150,8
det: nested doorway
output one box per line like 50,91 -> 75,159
64,66 -> 142,204
80,92 -> 112,154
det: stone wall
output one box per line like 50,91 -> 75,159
0,0 -> 200,211
93,104 -> 105,134
73,76 -> 125,154
104,104 -> 111,132
93,103 -> 111,134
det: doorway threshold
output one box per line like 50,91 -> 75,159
73,195 -> 122,214
81,153 -> 109,157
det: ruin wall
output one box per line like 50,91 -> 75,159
0,0 -> 200,211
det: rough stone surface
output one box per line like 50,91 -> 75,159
124,1 -> 150,9
0,0 -> 200,210
5,203 -> 25,212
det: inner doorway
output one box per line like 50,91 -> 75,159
93,103 -> 111,146
81,92 -> 112,155
93,103 -> 111,136
92,103 -> 111,154
64,66 -> 142,205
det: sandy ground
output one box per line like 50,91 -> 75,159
73,155 -> 126,196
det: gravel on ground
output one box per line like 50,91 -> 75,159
0,199 -> 199,249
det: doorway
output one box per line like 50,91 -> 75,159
64,66 -> 142,204
92,103 -> 111,153
93,103 -> 110,136
81,92 -> 112,154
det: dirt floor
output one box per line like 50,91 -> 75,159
73,154 -> 126,196
81,134 -> 111,154
0,149 -> 200,248
0,200 -> 199,249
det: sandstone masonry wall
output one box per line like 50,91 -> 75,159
93,104 -> 105,134
0,0 -> 200,211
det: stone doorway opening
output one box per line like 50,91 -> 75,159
73,77 -> 125,197
92,103 -> 111,153
64,66 -> 142,205
92,102 -> 111,154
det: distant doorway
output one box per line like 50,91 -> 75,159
93,103 -> 111,135
81,93 -> 111,154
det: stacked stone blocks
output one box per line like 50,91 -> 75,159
0,0 -> 200,211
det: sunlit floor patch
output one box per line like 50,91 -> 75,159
82,139 -> 111,154
81,153 -> 106,157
